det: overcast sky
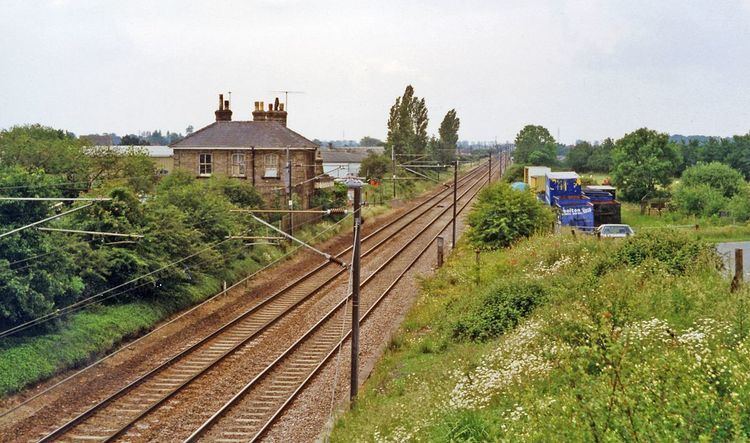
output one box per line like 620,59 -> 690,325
1,0 -> 749,144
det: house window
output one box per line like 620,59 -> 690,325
264,153 -> 279,178
199,153 -> 212,176
231,153 -> 246,177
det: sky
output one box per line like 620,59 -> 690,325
1,0 -> 750,144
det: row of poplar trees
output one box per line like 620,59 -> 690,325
385,85 -> 460,165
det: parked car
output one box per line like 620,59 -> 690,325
596,224 -> 634,238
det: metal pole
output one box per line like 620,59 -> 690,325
392,147 -> 396,200
286,146 -> 293,237
488,153 -> 492,184
350,182 -> 362,401
452,159 -> 458,247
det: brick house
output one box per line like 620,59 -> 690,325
171,95 -> 322,208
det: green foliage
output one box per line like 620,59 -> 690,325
434,109 -> 460,164
311,183 -> 347,210
680,162 -> 745,198
0,125 -> 88,184
514,125 -> 557,166
673,184 -> 728,218
208,175 -> 264,208
565,140 -> 593,172
467,182 -> 554,249
331,229 -> 749,442
600,230 -> 717,275
359,152 -> 390,180
587,137 -> 615,172
672,163 -> 746,218
359,136 -> 385,147
452,280 -> 547,341
611,128 -> 682,202
386,85 -> 429,156
501,163 -> 525,183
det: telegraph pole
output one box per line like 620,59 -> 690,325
286,146 -> 293,237
347,178 -> 363,401
452,158 -> 458,247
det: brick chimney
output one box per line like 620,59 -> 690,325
252,101 -> 267,121
215,94 -> 232,121
252,97 -> 287,127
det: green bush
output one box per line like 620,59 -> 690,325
467,182 -> 554,249
502,163 -> 524,183
451,280 -> 547,341
680,161 -> 745,198
597,230 -> 717,275
673,183 -> 728,217
729,185 -> 750,222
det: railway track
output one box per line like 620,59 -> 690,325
185,162 -> 501,442
34,161 -> 492,442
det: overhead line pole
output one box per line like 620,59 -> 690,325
348,178 -> 363,402
391,147 -> 396,199
452,158 -> 458,247
488,153 -> 492,184
286,146 -> 293,237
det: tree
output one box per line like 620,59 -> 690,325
513,125 -> 557,166
359,136 -> 385,147
435,109 -> 460,164
0,125 -> 90,187
587,138 -> 614,172
385,85 -> 429,157
566,141 -> 593,172
611,128 -> 681,202
411,97 -> 429,155
185,125 -> 194,135
679,162 -> 745,198
359,152 -> 390,179
120,134 -> 150,146
467,182 -> 554,250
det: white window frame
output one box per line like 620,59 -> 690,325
231,152 -> 246,177
263,153 -> 279,178
199,152 -> 212,177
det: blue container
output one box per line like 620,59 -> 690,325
554,196 -> 594,229
545,172 -> 582,204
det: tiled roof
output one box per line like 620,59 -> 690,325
170,121 -> 317,149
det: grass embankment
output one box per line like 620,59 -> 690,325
331,231 -> 750,441
621,203 -> 750,242
0,206 -> 388,398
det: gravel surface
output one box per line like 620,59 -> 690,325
262,178 -> 478,443
264,166 -> 500,443
120,169 -> 486,442
0,168 -> 484,442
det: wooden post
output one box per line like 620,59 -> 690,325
571,229 -> 576,237
695,224 -> 700,231
437,236 -> 444,268
732,248 -> 744,292
475,249 -> 481,286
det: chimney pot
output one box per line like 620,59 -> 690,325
268,103 -> 273,111
215,93 -> 232,121
279,103 -> 285,111
274,97 -> 280,111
